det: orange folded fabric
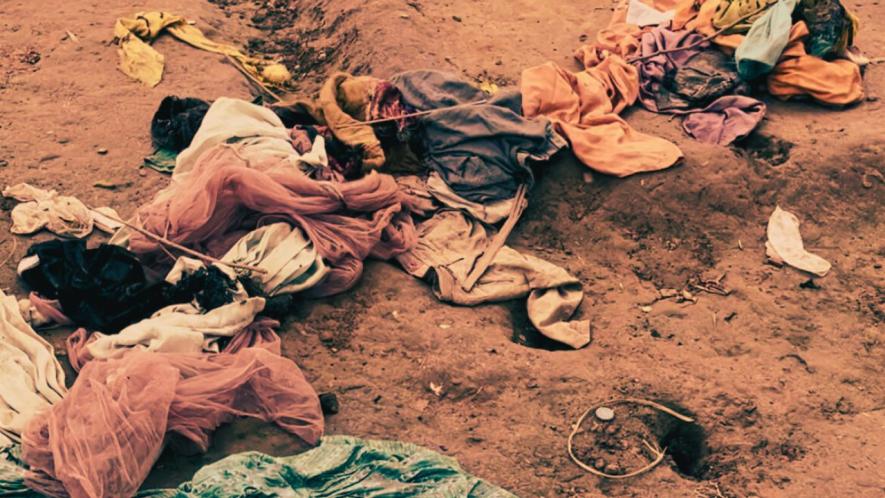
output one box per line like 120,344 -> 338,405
522,60 -> 683,177
768,22 -> 863,104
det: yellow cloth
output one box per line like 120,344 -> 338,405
711,0 -> 775,34
286,73 -> 386,170
522,60 -> 682,177
114,11 -> 291,88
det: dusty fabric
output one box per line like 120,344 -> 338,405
735,0 -> 798,80
140,436 -> 516,498
391,70 -> 566,203
799,0 -> 858,57
635,28 -> 765,144
0,290 -> 67,447
19,239 -> 170,333
221,222 -> 329,296
766,206 -> 831,277
114,11 -> 291,88
143,148 -> 177,174
522,61 -> 682,177
287,73 -> 386,171
20,293 -> 72,328
2,184 -> 121,238
398,210 -> 590,349
767,21 -> 863,104
711,0 -> 774,34
426,173 -> 518,224
22,348 -> 323,498
172,97 -> 326,180
130,145 -> 417,297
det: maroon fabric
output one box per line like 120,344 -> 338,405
129,144 -> 419,296
22,348 -> 323,498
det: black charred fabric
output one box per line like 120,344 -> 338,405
151,96 -> 211,152
20,240 -> 170,332
163,266 -> 237,311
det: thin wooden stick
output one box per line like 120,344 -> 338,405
225,55 -> 283,102
99,211 -> 267,274
628,1 -> 778,63
0,237 -> 17,267
336,99 -> 489,129
462,183 -> 528,291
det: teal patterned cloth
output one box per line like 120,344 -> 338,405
140,436 -> 516,498
2,437 -> 516,497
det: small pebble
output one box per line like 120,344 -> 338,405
452,15 -> 462,22
594,458 -> 606,470
595,406 -> 615,421
97,148 -> 108,155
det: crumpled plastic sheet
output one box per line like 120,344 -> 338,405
22,348 -> 323,498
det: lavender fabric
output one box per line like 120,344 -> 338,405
635,27 -> 765,145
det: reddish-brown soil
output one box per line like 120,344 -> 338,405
1,1 -> 883,496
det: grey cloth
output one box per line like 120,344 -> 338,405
391,70 -> 566,203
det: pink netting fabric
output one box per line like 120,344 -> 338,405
22,348 -> 323,498
128,144 -> 419,296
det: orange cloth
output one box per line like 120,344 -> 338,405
521,60 -> 682,177
768,22 -> 863,104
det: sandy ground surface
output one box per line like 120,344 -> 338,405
1,0 -> 883,496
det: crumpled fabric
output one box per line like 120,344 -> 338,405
0,445 -> 31,495
426,173 -> 518,224
129,145 -> 418,297
398,210 -> 590,349
522,60 -> 682,177
626,0 -> 675,26
765,205 -> 831,277
223,222 -> 328,296
0,290 -> 67,448
114,11 -> 291,88
150,96 -> 210,153
799,0 -> 858,57
2,184 -> 121,238
390,70 -> 567,203
287,73 -> 386,171
735,0 -> 798,80
172,97 -> 327,180
19,239 -> 170,333
711,0 -> 774,34
635,28 -> 766,144
22,348 -> 324,498
140,436 -> 516,498
767,21 -> 863,104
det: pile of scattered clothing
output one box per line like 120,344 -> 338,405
0,0 -> 868,495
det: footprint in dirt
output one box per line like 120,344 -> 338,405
732,132 -> 794,167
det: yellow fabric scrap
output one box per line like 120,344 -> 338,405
114,11 -> 291,88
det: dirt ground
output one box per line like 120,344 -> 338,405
1,0 -> 883,496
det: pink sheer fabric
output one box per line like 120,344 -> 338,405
129,144 -> 419,296
22,348 -> 323,498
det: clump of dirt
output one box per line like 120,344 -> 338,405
733,133 -> 794,167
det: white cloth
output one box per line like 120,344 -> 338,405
222,223 -> 329,296
625,0 -> 674,27
173,97 -> 327,178
0,290 -> 67,446
766,206 -> 831,277
85,257 -> 265,360
2,184 -> 121,238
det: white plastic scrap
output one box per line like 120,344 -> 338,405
765,206 -> 831,277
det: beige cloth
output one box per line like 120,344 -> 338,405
3,184 -> 121,238
766,206 -> 831,277
222,223 -> 329,296
0,290 -> 67,446
398,210 -> 590,348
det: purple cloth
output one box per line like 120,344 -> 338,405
634,27 -> 765,145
